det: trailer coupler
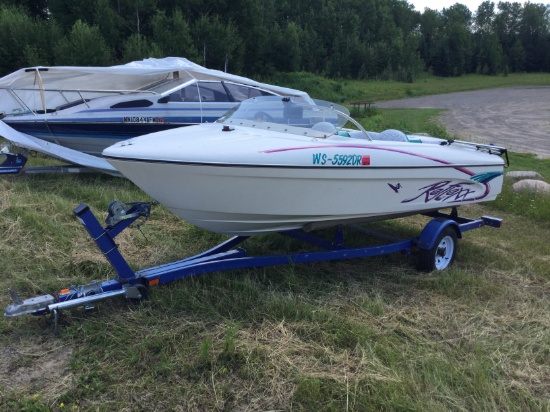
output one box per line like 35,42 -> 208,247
5,282 -> 147,334
5,201 -> 153,330
4,283 -> 146,318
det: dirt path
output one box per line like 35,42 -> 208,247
376,86 -> 550,158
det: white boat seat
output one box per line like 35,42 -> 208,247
311,122 -> 337,134
347,130 -> 370,139
283,105 -> 303,119
375,129 -> 409,142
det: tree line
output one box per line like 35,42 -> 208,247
0,0 -> 549,81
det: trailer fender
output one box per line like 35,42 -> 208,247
416,218 -> 461,251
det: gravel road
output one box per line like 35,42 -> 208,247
376,86 -> 550,158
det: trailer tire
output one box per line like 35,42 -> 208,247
417,227 -> 458,272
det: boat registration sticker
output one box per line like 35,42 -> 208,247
312,153 -> 369,166
123,116 -> 164,123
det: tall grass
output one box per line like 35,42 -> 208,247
267,72 -> 550,103
355,107 -> 451,138
1,76 -> 549,411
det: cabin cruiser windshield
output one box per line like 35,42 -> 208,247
217,96 -> 370,139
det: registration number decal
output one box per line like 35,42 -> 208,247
312,153 -> 369,166
123,116 -> 164,123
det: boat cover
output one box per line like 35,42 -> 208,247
0,57 -> 311,173
0,120 -> 117,174
0,57 -> 312,111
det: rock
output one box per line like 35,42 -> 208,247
512,179 -> 550,195
506,171 -> 543,181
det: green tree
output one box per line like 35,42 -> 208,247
297,26 -> 326,74
54,20 -> 112,66
0,6 -> 61,74
473,1 -> 505,74
49,0 -> 122,58
94,0 -> 123,55
0,0 -> 47,19
221,0 -> 271,75
275,22 -> 301,72
432,4 -> 473,76
474,0 -> 496,33
114,0 -> 159,38
507,37 -> 525,71
475,32 -> 504,74
192,14 -> 243,72
419,8 -> 443,73
1,0 -> 548,80
151,9 -> 197,59
372,0 -> 422,81
519,2 -> 550,71
121,33 -> 162,62
494,1 -> 524,72
48,0 -> 98,32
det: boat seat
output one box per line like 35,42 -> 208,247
311,122 -> 337,134
375,129 -> 409,142
347,130 -> 370,139
283,104 -> 303,120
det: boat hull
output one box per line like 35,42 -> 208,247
103,97 -> 506,235
4,119 -> 190,156
106,158 -> 504,235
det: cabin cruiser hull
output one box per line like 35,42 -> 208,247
4,119 -> 189,156
0,58 -> 310,160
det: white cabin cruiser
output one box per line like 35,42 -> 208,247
103,96 -> 507,235
0,57 -> 310,159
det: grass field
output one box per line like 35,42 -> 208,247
1,74 -> 549,411
268,72 -> 550,103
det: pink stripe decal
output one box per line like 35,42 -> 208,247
262,144 -> 475,175
262,144 -> 492,200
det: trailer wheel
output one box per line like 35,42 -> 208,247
417,227 -> 457,272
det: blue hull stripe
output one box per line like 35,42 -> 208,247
5,120 -> 194,140
78,107 -> 233,114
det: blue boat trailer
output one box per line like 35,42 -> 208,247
4,201 -> 502,331
0,148 -> 28,174
0,146 -> 94,175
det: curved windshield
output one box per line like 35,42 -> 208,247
217,96 -> 369,139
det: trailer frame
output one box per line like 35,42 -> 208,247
4,201 -> 503,333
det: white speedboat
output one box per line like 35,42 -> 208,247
103,96 -> 507,235
0,57 -> 310,156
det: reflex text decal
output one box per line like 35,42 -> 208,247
402,181 -> 477,203
401,172 -> 502,204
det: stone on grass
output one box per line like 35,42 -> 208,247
512,179 -> 550,195
506,171 -> 543,181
